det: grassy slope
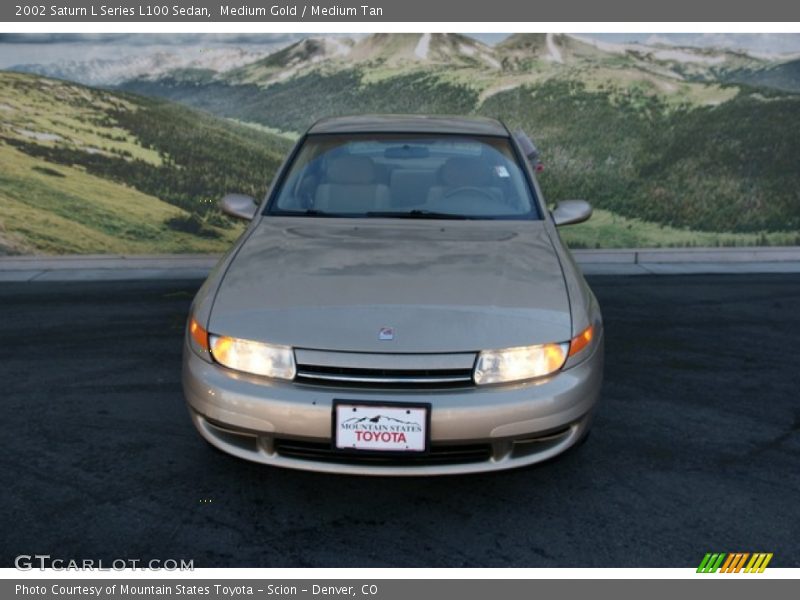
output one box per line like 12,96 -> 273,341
0,71 -> 291,254
559,208 -> 799,249
0,144 -> 242,254
0,146 -> 244,254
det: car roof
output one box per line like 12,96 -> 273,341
307,114 -> 510,137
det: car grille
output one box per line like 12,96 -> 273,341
295,365 -> 474,388
274,438 -> 491,466
293,349 -> 476,389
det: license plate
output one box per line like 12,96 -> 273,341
334,401 -> 429,453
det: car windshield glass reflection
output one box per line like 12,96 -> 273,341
268,134 -> 539,220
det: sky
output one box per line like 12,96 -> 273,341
1,33 -> 799,68
581,33 -> 800,56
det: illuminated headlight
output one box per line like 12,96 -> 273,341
209,334 -> 296,380
473,342 -> 569,385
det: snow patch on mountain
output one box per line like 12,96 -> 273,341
651,49 -> 727,65
326,37 -> 353,57
459,43 -> 476,56
546,33 -> 564,63
415,33 -> 431,60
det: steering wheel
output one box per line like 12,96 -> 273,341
443,186 -> 495,200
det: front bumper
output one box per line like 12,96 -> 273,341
182,336 -> 603,475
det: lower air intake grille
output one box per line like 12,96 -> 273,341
275,438 -> 491,466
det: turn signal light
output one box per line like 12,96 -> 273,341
189,317 -> 209,351
568,324 -> 594,357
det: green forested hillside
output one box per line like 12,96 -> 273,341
629,91 -> 800,233
480,80 -> 800,234
124,69 -> 480,135
724,59 -> 800,93
125,68 -> 800,240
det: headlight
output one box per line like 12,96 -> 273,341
209,334 -> 296,380
473,342 -> 569,385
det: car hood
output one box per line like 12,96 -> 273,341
209,217 -> 571,353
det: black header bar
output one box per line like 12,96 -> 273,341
3,0 -> 800,22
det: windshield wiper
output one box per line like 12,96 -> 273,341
273,209 -> 338,217
366,210 -> 471,220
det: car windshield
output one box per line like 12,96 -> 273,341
267,133 -> 539,219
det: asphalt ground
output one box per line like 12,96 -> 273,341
1,275 -> 798,568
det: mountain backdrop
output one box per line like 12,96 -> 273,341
3,33 -> 800,254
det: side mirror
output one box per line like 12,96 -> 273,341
513,128 -> 544,171
220,193 -> 258,221
552,200 -> 592,227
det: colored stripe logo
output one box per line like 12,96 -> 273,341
697,553 -> 773,573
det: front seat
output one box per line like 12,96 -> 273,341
427,156 -> 503,214
314,155 -> 390,214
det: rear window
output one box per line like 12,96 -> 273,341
266,133 -> 539,220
